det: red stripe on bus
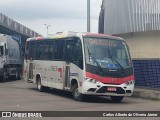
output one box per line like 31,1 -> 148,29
86,72 -> 134,85
58,68 -> 62,78
36,37 -> 44,40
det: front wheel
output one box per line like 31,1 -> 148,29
110,96 -> 124,103
72,84 -> 84,101
2,68 -> 7,82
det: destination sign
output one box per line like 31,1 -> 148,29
89,39 -> 117,47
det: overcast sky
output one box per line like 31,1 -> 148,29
0,0 -> 102,36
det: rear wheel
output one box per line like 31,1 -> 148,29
15,68 -> 19,80
110,96 -> 124,103
13,67 -> 22,80
36,77 -> 46,92
17,68 -> 22,80
72,84 -> 84,101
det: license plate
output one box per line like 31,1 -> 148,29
107,87 -> 117,91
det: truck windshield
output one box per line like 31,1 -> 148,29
84,37 -> 132,69
0,46 -> 4,56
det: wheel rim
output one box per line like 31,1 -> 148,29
37,80 -> 41,90
74,88 -> 80,99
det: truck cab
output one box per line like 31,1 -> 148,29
0,42 -> 5,55
0,42 -> 6,65
0,42 -> 6,80
0,34 -> 22,82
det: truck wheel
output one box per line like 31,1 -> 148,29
18,68 -> 22,80
36,77 -> 46,92
15,68 -> 21,80
72,84 -> 84,101
2,68 -> 7,82
18,72 -> 22,80
15,69 -> 19,80
110,96 -> 124,103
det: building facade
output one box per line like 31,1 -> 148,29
99,0 -> 160,88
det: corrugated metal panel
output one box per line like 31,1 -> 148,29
101,0 -> 160,35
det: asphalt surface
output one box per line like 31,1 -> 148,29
0,79 -> 159,120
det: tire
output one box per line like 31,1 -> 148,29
36,77 -> 46,92
17,68 -> 22,80
15,68 -> 19,80
2,68 -> 7,82
110,96 -> 124,103
72,84 -> 84,101
14,67 -> 21,80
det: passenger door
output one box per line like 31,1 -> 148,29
64,38 -> 83,89
28,42 -> 36,82
64,39 -> 72,89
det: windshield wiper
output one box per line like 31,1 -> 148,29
87,47 -> 102,70
107,49 -> 124,71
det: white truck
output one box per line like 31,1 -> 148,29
0,34 -> 23,82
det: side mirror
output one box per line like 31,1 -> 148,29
5,49 -> 8,55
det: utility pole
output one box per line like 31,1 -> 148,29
87,0 -> 90,32
44,24 -> 51,36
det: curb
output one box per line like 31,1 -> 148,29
132,88 -> 160,100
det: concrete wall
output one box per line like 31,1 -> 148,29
116,31 -> 160,59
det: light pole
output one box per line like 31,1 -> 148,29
44,24 -> 51,36
87,0 -> 90,32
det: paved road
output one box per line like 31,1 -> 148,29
0,79 -> 159,120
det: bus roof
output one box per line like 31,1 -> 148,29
26,31 -> 124,41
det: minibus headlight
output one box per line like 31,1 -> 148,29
88,78 -> 100,84
125,81 -> 129,85
125,80 -> 135,85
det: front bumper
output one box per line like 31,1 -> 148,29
81,80 -> 134,96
